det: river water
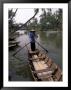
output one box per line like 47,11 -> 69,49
9,30 -> 62,81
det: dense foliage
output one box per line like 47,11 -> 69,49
8,8 -> 62,33
27,9 -> 62,31
8,9 -> 19,34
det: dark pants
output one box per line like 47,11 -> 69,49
31,42 -> 35,51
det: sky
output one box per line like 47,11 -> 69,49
12,8 -> 58,24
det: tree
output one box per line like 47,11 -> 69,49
39,8 -> 62,31
55,9 -> 62,30
8,9 -> 18,34
28,18 -> 38,30
19,9 -> 39,29
9,8 -> 39,35
40,9 -> 47,30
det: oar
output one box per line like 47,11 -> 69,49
25,43 -> 29,52
13,42 -> 30,56
35,41 -> 48,53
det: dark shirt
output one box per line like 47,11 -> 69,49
29,32 -> 37,43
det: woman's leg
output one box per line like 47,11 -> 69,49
31,42 -> 35,51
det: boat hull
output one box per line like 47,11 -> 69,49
28,49 -> 62,81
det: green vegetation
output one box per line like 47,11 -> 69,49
8,9 -> 19,35
27,9 -> 62,31
8,8 -> 62,35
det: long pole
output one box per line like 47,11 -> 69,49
35,41 -> 48,53
13,42 -> 30,56
13,40 -> 48,56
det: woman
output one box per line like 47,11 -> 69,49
29,29 -> 38,51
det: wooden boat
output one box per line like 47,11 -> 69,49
9,44 -> 17,48
9,41 -> 19,44
9,34 -> 19,41
28,49 -> 62,81
9,41 -> 19,48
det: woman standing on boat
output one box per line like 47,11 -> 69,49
29,29 -> 38,51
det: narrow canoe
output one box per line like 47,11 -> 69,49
28,49 -> 62,81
